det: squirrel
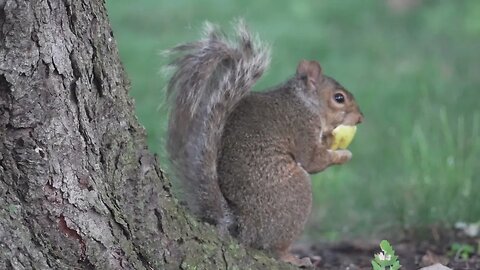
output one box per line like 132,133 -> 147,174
165,22 -> 363,266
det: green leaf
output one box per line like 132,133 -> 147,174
388,255 -> 399,264
391,261 -> 401,270
451,243 -> 461,250
450,243 -> 475,260
374,255 -> 387,267
371,260 -> 383,270
380,240 -> 394,255
463,244 -> 475,253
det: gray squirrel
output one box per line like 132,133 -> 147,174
166,22 -> 363,266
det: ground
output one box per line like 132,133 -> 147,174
293,228 -> 480,269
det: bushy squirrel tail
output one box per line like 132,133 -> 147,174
166,21 -> 270,225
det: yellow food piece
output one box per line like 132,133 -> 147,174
330,125 -> 357,150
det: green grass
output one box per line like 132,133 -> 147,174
105,0 -> 480,239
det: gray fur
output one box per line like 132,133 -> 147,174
165,21 -> 270,226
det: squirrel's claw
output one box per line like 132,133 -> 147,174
328,149 -> 352,164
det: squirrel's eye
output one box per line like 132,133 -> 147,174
334,93 -> 345,104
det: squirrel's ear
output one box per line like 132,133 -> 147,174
296,60 -> 323,90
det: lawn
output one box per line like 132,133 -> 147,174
105,0 -> 480,240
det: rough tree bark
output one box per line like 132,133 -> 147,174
0,0 -> 295,269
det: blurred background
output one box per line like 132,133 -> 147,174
106,0 -> 480,241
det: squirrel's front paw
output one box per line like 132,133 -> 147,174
328,149 -> 352,164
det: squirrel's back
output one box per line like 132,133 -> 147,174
166,22 -> 270,226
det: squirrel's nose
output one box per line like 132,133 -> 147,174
356,113 -> 364,124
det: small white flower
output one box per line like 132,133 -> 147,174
376,252 -> 391,261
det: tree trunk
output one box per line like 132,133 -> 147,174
0,0 -> 293,269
